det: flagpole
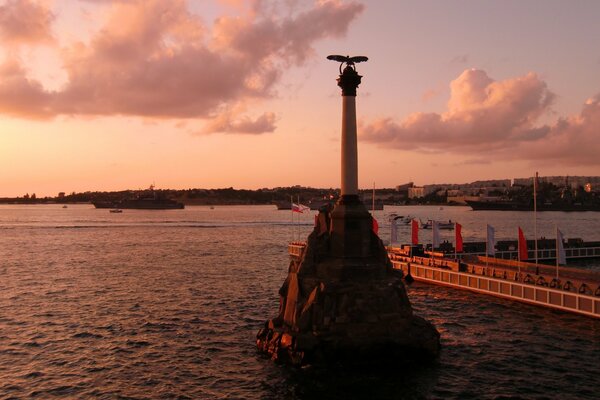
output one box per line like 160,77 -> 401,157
291,195 -> 295,241
485,223 -> 489,273
517,227 -> 527,280
431,221 -> 434,262
454,222 -> 458,260
372,182 -> 375,212
297,195 -> 301,241
517,228 -> 521,278
555,224 -> 559,280
517,228 -> 520,263
454,222 -> 457,260
534,172 -> 539,272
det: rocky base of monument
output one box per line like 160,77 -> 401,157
256,218 -> 440,366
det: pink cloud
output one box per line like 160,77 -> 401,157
0,59 -> 55,119
362,69 -> 600,165
517,95 -> 600,165
0,0 -> 54,45
362,69 -> 555,151
201,111 -> 277,135
0,0 -> 363,134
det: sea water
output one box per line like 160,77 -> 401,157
0,204 -> 599,399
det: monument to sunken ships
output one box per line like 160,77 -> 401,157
257,56 -> 440,366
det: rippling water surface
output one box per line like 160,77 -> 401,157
1,205 -> 599,399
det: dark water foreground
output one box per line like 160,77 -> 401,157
1,205 -> 599,399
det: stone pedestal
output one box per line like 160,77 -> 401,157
329,195 -> 372,260
256,210 -> 441,366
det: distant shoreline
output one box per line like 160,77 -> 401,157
0,186 -> 446,207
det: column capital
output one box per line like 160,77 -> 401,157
337,66 -> 362,96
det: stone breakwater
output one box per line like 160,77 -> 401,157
257,213 -> 440,366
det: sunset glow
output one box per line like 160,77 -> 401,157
2,0 -> 600,197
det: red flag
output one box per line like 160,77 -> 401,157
372,217 -> 379,235
455,222 -> 463,252
292,203 -> 309,213
411,219 -> 419,245
518,227 -> 528,261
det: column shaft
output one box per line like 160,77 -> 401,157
341,96 -> 358,196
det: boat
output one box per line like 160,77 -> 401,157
308,198 -> 336,211
109,209 -> 123,213
273,201 -> 291,210
420,219 -> 454,230
389,214 -> 413,224
62,205 -> 68,208
465,199 -> 600,211
93,185 -> 184,210
274,198 -> 314,211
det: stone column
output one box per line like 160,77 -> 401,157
341,88 -> 358,196
329,65 -> 373,263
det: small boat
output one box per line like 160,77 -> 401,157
389,214 -> 413,224
420,219 -> 454,230
62,205 -> 68,208
109,209 -> 123,213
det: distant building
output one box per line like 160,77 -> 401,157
395,182 -> 414,191
408,186 -> 425,199
58,192 -> 65,198
512,176 -> 600,192
407,176 -> 600,201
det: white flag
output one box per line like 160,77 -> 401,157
557,228 -> 566,265
432,220 -> 440,248
486,224 -> 496,256
391,218 -> 398,243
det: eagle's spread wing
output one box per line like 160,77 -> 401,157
349,56 -> 368,63
327,55 -> 349,63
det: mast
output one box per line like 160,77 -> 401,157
534,172 -> 539,271
517,228 -> 521,278
555,224 -> 559,280
372,182 -> 375,212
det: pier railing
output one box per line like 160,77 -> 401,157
391,260 -> 600,319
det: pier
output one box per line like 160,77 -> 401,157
288,242 -> 600,319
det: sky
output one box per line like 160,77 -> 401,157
1,0 -> 600,197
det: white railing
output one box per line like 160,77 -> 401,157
392,261 -> 600,319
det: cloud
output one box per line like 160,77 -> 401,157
421,88 -> 441,102
454,158 -> 491,166
362,69 -> 555,151
362,68 -> 600,165
201,110 -> 277,134
450,54 -> 469,64
0,0 -> 363,133
516,95 -> 600,165
214,0 -> 364,65
0,58 -> 55,119
0,0 -> 54,45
